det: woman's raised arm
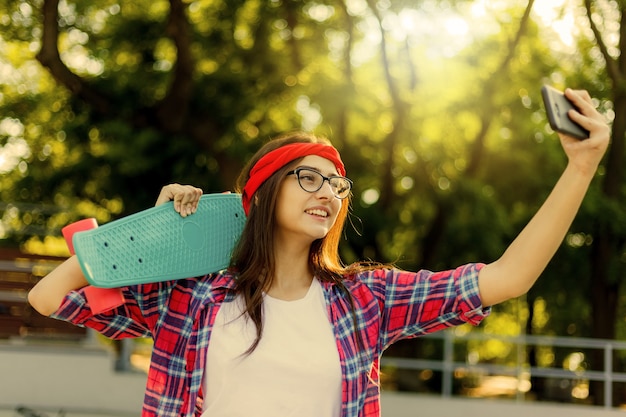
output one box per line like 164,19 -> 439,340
478,89 -> 610,307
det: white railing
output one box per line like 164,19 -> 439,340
381,330 -> 626,409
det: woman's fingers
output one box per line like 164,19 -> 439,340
155,184 -> 203,217
557,89 -> 611,175
565,88 -> 602,122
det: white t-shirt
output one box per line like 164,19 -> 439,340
202,278 -> 342,417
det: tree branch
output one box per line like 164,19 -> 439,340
335,1 -> 356,144
584,0 -> 622,85
154,0 -> 195,133
285,0 -> 303,72
465,0 -> 535,177
365,0 -> 407,211
420,0 -> 535,267
35,0 -> 110,115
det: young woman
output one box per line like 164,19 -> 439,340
29,88 -> 610,417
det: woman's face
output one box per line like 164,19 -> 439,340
273,155 -> 343,247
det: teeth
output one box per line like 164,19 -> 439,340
306,209 -> 328,217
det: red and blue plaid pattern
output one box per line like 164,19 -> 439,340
52,263 -> 489,416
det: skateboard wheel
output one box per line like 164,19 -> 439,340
61,218 -> 98,255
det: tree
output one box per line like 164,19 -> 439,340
556,0 -> 626,405
1,0 -> 621,403
1,0 -> 336,248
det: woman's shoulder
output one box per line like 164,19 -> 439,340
320,267 -> 390,295
343,265 -> 392,286
177,270 -> 237,292
132,270 -> 237,300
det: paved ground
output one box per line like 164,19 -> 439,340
1,341 -> 143,416
380,392 -> 626,416
2,341 -> 625,417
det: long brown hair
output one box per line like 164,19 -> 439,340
231,131 -> 357,353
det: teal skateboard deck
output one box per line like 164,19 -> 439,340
72,193 -> 246,288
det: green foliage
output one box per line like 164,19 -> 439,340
1,1 -> 624,366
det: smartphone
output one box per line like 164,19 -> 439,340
541,85 -> 589,140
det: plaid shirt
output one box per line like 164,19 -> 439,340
52,263 -> 489,416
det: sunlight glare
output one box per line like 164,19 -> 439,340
444,16 -> 469,37
0,138 -> 30,174
306,4 -> 335,22
470,1 -> 487,18
296,95 -> 322,132
361,188 -> 380,206
532,0 -> 576,47
345,0 -> 368,17
399,8 -> 418,33
0,118 -> 30,174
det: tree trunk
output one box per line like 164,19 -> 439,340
588,90 -> 626,406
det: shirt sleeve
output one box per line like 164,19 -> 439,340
359,263 -> 491,351
50,281 -> 174,340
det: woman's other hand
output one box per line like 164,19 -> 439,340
155,183 -> 203,217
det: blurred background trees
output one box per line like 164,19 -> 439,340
1,0 -> 625,405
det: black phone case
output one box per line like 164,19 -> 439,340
541,85 -> 589,140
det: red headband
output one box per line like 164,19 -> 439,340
241,142 -> 345,215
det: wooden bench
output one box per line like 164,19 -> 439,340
0,248 -> 86,339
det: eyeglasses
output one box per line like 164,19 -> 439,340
286,168 -> 352,199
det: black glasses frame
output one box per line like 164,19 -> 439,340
286,167 -> 352,199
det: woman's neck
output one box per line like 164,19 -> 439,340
268,240 -> 313,301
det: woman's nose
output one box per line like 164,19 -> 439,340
315,179 -> 334,199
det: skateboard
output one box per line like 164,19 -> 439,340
65,193 -> 246,288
